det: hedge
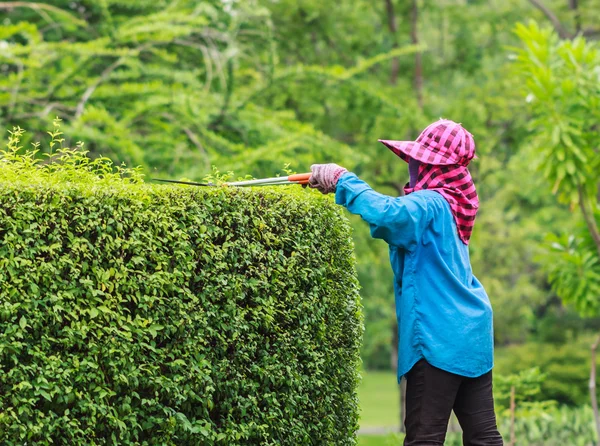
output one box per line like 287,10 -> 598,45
0,127 -> 363,445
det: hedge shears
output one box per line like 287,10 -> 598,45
153,173 -> 311,187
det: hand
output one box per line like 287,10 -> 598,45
309,163 -> 348,194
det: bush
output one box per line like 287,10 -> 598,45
495,335 -> 600,406
0,125 -> 363,445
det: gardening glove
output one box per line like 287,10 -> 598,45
309,163 -> 348,194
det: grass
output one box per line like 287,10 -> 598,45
358,370 -> 400,428
357,433 -> 405,446
357,370 -> 402,444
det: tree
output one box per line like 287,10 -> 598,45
514,19 -> 600,436
0,0 -> 371,179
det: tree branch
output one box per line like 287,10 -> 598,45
74,43 -> 152,119
0,2 -> 85,27
161,113 -> 211,171
15,103 -> 74,120
209,58 -> 234,129
174,39 -> 214,91
583,28 -> 600,39
39,102 -> 71,118
527,0 -> 572,39
74,58 -> 123,119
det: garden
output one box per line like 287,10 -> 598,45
1,0 -> 600,444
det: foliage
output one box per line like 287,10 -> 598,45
514,21 -> 600,205
1,0 -> 597,372
494,367 -> 557,419
0,0 -> 384,179
541,231 -> 600,317
358,404 -> 599,446
531,305 -> 600,344
469,151 -> 574,344
0,127 -> 363,445
479,405 -> 597,446
499,404 -> 597,446
2,118 -> 143,185
494,335 -> 600,406
514,21 -> 600,317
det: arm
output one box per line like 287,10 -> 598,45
335,173 -> 429,249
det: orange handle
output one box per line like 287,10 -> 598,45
288,173 -> 311,185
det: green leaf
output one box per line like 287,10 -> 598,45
38,390 -> 52,402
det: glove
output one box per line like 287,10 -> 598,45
309,163 -> 348,194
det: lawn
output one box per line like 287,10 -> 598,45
357,433 -> 405,446
358,371 -> 402,445
358,370 -> 400,428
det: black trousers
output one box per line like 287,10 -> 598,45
404,359 -> 503,445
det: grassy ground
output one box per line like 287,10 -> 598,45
358,370 -> 400,428
357,433 -> 405,446
358,370 -> 402,445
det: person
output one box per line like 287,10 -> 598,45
309,119 -> 503,446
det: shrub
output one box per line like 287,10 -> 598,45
0,125 -> 363,445
494,335 -> 600,406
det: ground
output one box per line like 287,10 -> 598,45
358,371 -> 404,445
358,433 -> 405,446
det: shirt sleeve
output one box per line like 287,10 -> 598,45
335,172 -> 430,249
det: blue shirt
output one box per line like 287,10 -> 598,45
335,173 -> 494,380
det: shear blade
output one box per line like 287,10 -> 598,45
152,178 -> 212,187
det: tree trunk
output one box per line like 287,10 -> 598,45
509,385 -> 516,446
568,0 -> 581,34
590,334 -> 600,442
384,0 -> 399,85
410,0 -> 423,109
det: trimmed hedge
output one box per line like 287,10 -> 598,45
0,133 -> 362,445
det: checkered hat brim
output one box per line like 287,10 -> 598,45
379,119 -> 477,166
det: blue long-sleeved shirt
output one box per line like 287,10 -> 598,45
335,173 -> 493,380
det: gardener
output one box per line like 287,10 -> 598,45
309,119 -> 503,445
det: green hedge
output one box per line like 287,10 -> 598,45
0,130 -> 362,445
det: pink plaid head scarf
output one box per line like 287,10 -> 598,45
379,119 -> 479,244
